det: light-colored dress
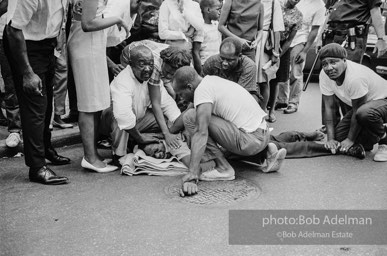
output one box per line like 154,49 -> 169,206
67,0 -> 110,112
255,0 -> 284,83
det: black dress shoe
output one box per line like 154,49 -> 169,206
45,148 -> 71,165
346,144 -> 366,159
274,102 -> 288,110
29,166 -> 69,185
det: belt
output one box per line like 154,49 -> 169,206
325,24 -> 367,37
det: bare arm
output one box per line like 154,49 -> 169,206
280,28 -> 297,57
295,26 -> 320,64
5,25 -> 42,96
82,0 -> 128,35
148,84 -> 182,148
370,6 -> 387,57
192,41 -> 202,75
218,0 -> 250,46
322,94 -> 340,153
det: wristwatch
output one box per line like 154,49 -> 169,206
377,36 -> 387,41
272,50 -> 280,57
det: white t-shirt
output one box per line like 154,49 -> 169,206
319,60 -> 387,106
290,0 -> 325,47
194,75 -> 267,133
200,22 -> 221,65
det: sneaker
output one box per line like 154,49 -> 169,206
5,132 -> 21,148
199,168 -> 235,181
374,144 -> 387,162
346,143 -> 366,159
283,104 -> 298,114
262,148 -> 287,173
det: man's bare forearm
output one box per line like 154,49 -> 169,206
6,25 -> 33,75
188,131 -> 208,176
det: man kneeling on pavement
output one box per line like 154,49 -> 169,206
319,43 -> 387,161
171,66 -> 287,196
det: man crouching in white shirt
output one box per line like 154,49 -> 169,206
172,66 -> 287,197
320,43 -> 387,162
100,45 -> 186,167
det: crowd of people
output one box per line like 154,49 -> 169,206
0,0 -> 387,196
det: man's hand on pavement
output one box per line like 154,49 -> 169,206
179,173 -> 199,197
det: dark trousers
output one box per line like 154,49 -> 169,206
334,99 -> 387,151
4,28 -> 56,168
271,131 -> 330,159
0,39 -> 21,133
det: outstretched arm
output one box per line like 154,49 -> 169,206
180,103 -> 212,196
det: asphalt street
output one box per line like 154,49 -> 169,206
1,83 -> 387,256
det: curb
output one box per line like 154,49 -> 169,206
0,126 -> 81,158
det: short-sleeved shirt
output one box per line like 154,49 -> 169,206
319,60 -> 387,106
203,54 -> 257,93
9,0 -> 67,41
227,0 -> 262,41
328,0 -> 382,25
279,0 -> 303,42
194,75 -> 267,133
200,22 -> 221,65
290,0 -> 326,47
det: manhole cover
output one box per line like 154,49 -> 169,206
165,177 -> 261,205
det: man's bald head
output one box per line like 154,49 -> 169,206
220,37 -> 242,57
128,45 -> 154,82
173,66 -> 198,91
129,45 -> 153,65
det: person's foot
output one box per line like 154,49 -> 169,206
266,112 -> 277,123
53,115 -> 74,129
262,143 -> 287,173
29,166 -> 69,185
345,143 -> 366,159
374,144 -> 387,162
81,157 -> 118,173
274,102 -> 288,110
305,130 -> 325,141
199,168 -> 235,181
284,104 -> 298,114
5,132 -> 21,148
45,147 -> 71,165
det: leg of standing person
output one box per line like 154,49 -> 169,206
284,43 -> 305,114
0,38 -> 22,148
52,47 -> 73,129
4,31 -> 69,184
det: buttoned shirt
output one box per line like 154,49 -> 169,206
328,0 -> 382,25
203,54 -> 257,93
9,0 -> 68,41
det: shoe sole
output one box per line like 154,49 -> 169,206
263,148 -> 287,173
373,157 -> 387,162
30,178 -> 69,185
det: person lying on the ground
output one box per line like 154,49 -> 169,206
120,40 -> 193,148
203,37 -> 261,103
172,66 -> 287,197
100,45 -> 186,166
319,43 -> 387,162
